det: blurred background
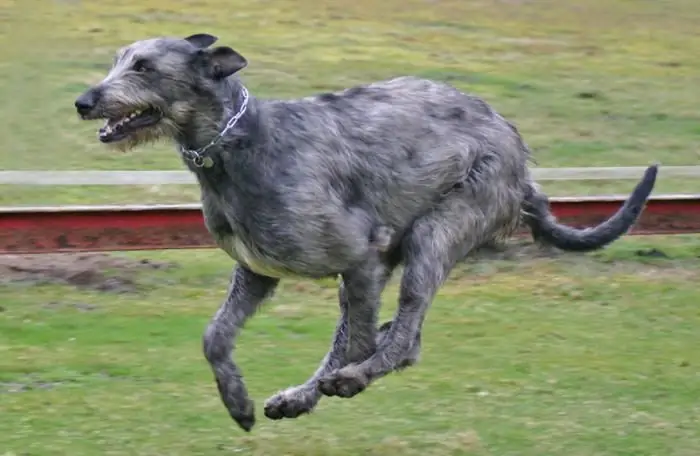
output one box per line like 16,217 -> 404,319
2,0 -> 699,204
1,1 -> 699,455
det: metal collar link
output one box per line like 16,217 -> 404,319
180,86 -> 250,168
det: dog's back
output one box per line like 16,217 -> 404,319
258,76 -> 534,249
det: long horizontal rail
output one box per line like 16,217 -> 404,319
1,195 -> 699,254
1,166 -> 699,186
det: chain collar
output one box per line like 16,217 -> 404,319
180,86 -> 250,168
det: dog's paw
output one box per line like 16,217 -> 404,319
263,386 -> 318,420
318,365 -> 369,398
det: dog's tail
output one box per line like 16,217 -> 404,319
522,164 -> 658,252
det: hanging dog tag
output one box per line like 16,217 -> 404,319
192,155 -> 214,168
201,156 -> 214,168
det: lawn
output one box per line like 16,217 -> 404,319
1,237 -> 700,455
1,0 -> 700,454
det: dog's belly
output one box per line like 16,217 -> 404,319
218,234 -> 302,279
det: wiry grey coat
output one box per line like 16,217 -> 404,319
74,33 -> 657,432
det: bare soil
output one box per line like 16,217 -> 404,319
0,252 -> 175,293
0,243 -> 676,295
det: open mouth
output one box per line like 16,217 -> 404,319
98,108 -> 162,143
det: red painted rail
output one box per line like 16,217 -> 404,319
1,195 -> 699,254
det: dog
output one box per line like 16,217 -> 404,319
74,33 -> 657,432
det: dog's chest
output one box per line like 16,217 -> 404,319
200,184 -> 300,278
217,233 -> 299,279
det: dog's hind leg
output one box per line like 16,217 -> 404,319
375,318 -> 422,370
264,252 -> 397,420
203,266 -> 279,432
318,191 -> 481,398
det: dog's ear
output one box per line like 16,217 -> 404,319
184,33 -> 218,49
203,46 -> 248,79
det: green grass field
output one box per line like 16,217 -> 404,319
2,0 -> 700,454
2,239 -> 700,455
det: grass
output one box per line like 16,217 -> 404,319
2,237 -> 700,455
2,0 -> 700,454
1,0 -> 700,205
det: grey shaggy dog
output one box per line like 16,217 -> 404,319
75,33 -> 658,432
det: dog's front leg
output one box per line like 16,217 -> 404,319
203,265 -> 279,432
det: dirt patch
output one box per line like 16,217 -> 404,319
467,240 -> 679,264
466,239 -> 567,262
0,253 -> 176,293
42,301 -> 99,312
459,239 -> 700,282
0,380 -> 63,394
0,372 -> 141,394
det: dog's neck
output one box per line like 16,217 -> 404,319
176,78 -> 260,161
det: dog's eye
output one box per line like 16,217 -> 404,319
133,59 -> 152,73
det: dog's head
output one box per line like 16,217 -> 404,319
74,33 -> 247,151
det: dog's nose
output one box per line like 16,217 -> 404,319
75,89 -> 100,115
